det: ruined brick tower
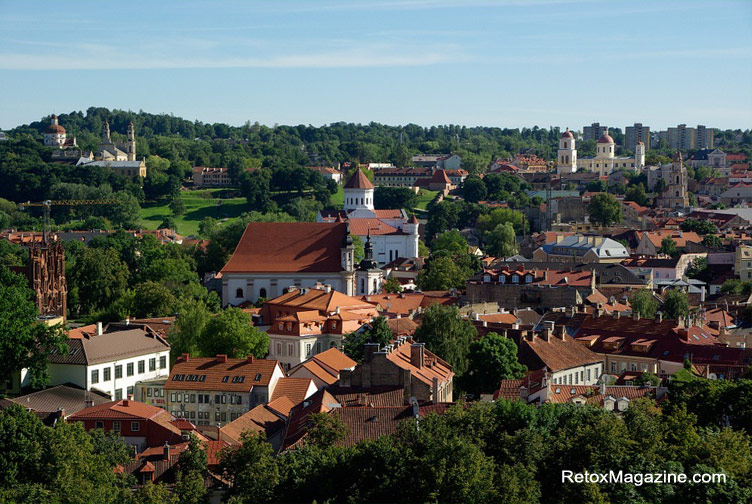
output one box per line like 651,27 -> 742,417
28,239 -> 67,320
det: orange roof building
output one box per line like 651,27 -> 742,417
164,354 -> 285,427
219,222 -> 356,305
288,347 -> 357,389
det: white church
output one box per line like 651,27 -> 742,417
557,128 -> 645,176
317,168 -> 420,266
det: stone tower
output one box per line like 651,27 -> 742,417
355,233 -> 383,296
28,239 -> 67,320
658,151 -> 689,209
127,121 -> 136,161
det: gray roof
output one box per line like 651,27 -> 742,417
50,327 -> 169,366
540,235 -> 629,259
10,384 -> 111,415
77,160 -> 143,168
499,260 -> 645,285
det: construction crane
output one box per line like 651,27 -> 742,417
18,199 -> 122,241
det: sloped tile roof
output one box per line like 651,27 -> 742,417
270,377 -> 315,405
221,404 -> 285,445
165,356 -> 281,391
50,327 -> 169,366
384,340 -> 454,387
344,168 -> 374,189
220,222 -> 348,274
520,334 -> 602,372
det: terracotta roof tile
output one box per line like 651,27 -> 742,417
344,168 -> 374,189
166,356 -> 281,392
220,222 -> 348,274
270,377 -> 315,405
221,404 -> 285,445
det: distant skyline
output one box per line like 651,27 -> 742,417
1,0 -> 751,131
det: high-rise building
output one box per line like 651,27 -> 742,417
625,123 -> 651,151
583,122 -> 608,142
696,125 -> 714,150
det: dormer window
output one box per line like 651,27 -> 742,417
500,276 -> 506,284
512,275 -> 519,283
525,275 -> 533,283
483,275 -> 491,283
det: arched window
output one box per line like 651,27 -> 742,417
564,141 -> 567,148
235,288 -> 244,298
259,288 -> 267,298
373,279 -> 378,292
360,278 -> 365,293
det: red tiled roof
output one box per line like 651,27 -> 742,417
220,222 -> 348,274
344,168 -> 374,189
520,334 -> 602,372
547,385 -> 656,405
221,404 -> 285,445
270,377 -> 315,405
431,169 -> 452,184
165,356 -> 281,391
385,340 -> 454,387
348,218 -> 402,236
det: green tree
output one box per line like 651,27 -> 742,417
343,316 -> 393,363
374,186 -> 418,210
415,304 -> 476,375
432,229 -> 468,255
106,190 -> 141,229
653,177 -> 667,193
383,276 -> 403,293
486,222 -> 518,257
663,289 -> 690,320
131,281 -> 177,318
462,176 -> 488,203
168,299 -> 211,360
587,193 -> 622,226
630,289 -> 659,318
197,308 -> 268,358
659,236 -> 679,257
169,197 -> 186,216
197,217 -> 218,238
460,332 -> 526,396
624,183 -> 649,206
174,435 -> 208,504
416,255 -> 464,290
158,216 -> 177,230
68,246 -> 129,316
681,219 -> 717,235
306,412 -> 348,447
220,431 -> 279,504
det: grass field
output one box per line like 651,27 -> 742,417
139,186 -> 438,236
139,189 -> 248,236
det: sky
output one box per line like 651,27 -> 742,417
1,0 -> 751,131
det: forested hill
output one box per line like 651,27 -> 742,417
10,107 -> 568,172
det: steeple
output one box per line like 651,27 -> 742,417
127,121 -> 136,161
102,119 -> 111,143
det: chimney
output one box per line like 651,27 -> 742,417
363,343 -> 380,363
655,312 -> 663,323
85,400 -> 94,408
410,343 -> 425,368
542,328 -> 551,342
556,325 -> 567,341
325,284 -> 332,293
633,312 -> 640,321
125,317 -> 130,325
216,354 -> 228,363
600,380 -> 606,396
123,399 -> 130,406
181,353 -> 190,362
247,355 -> 254,364
96,322 -> 103,336
163,442 -> 170,461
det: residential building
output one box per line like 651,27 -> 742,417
164,354 -> 285,426
318,168 -> 420,265
1,384 -> 111,424
220,403 -> 287,450
720,183 -> 752,206
5,323 -> 171,399
466,265 -> 595,309
622,254 -> 706,282
633,230 -> 703,256
624,123 -> 651,151
70,399 -> 184,452
307,166 -> 342,183
533,234 -> 630,263
339,337 -> 454,404
262,286 -> 377,370
517,322 -> 604,388
411,153 -> 461,170
219,221 -> 356,305
735,245 -> 752,281
696,125 -> 714,150
192,166 -> 232,186
583,123 -> 608,142
372,166 -> 468,187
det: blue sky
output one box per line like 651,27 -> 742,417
1,0 -> 751,130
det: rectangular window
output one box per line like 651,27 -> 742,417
190,394 -> 196,403
586,369 -> 591,382
131,421 -> 140,432
198,394 -> 204,404
115,365 -> 122,379
149,358 -> 156,372
159,356 -> 166,369
215,394 -> 220,404
177,393 -> 183,402
203,394 -> 209,403
215,412 -> 220,421
95,421 -> 104,429
103,367 -> 111,382
306,343 -> 312,357
221,412 -> 226,422
115,389 -> 123,400
138,361 -> 145,374
221,395 -> 227,404
147,388 -> 153,397
127,386 -> 133,397
91,369 -> 99,384
112,421 -> 121,432
171,392 -> 176,402
611,362 -> 617,373
126,363 -> 134,377
276,342 -> 282,355
287,343 -> 294,356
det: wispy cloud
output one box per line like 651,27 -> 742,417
0,41 -> 469,70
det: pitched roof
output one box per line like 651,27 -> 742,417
70,400 -> 180,436
282,388 -> 340,450
270,377 -> 315,405
386,317 -> 419,336
547,385 -> 657,405
265,287 -> 377,316
328,386 -> 407,407
431,169 -> 452,184
10,384 -> 111,415
265,396 -> 297,418
311,347 -> 357,372
165,356 -> 281,391
384,340 -> 454,387
50,327 -> 169,366
347,218 -> 402,236
344,168 -> 374,189
639,230 -> 703,248
221,404 -> 285,445
519,334 -> 602,372
220,222 -> 348,274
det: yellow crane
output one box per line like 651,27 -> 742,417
18,199 -> 122,240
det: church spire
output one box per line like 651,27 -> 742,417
103,119 -> 111,143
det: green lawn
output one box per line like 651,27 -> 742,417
331,185 -> 344,207
415,189 -> 438,210
140,189 -> 248,236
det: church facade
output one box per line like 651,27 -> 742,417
317,168 -> 420,266
557,129 -> 645,176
